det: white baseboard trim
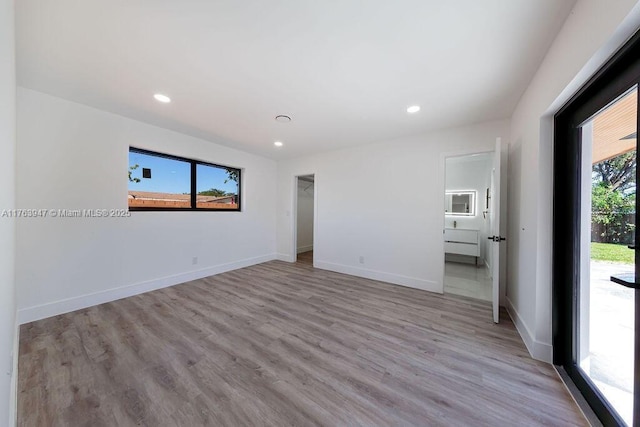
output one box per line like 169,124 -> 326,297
276,253 -> 295,262
297,245 -> 313,254
9,320 -> 18,427
505,297 -> 553,363
314,260 -> 440,293
17,253 -> 277,324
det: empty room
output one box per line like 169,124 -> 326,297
2,0 -> 640,425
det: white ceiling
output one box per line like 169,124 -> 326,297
16,0 -> 577,160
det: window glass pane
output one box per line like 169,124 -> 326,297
196,164 -> 239,209
578,86 -> 636,426
128,151 -> 191,209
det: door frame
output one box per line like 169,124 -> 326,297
292,173 -> 317,264
553,29 -> 640,426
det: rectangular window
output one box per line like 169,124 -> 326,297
128,147 -> 241,211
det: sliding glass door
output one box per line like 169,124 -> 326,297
554,31 -> 640,426
579,87 -> 637,425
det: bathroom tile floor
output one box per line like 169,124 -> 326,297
444,261 -> 492,301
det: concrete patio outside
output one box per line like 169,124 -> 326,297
582,260 -> 634,425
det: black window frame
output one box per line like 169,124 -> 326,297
128,147 -> 242,212
553,29 -> 640,426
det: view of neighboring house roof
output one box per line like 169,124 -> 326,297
128,191 -> 190,201
128,191 -> 235,203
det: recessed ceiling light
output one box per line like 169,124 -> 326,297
275,115 -> 292,123
154,93 -> 171,103
274,141 -> 284,147
407,105 -> 420,113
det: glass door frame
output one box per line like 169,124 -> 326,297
553,29 -> 640,426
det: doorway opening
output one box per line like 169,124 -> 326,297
295,174 -> 315,265
443,138 -> 505,324
443,153 -> 493,302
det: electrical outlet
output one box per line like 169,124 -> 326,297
359,256 -> 364,264
192,257 -> 198,265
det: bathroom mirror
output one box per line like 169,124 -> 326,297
445,191 -> 476,216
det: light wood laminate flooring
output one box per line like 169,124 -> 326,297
19,259 -> 586,426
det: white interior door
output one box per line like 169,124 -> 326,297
490,138 -> 503,323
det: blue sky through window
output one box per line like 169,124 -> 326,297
129,151 -> 190,194
196,164 -> 238,195
128,151 -> 238,195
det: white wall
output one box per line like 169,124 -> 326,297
277,119 -> 509,293
296,179 -> 314,253
508,0 -> 640,362
445,155 -> 492,265
0,0 -> 17,424
16,88 -> 278,323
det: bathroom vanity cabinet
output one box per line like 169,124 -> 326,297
444,228 -> 480,263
